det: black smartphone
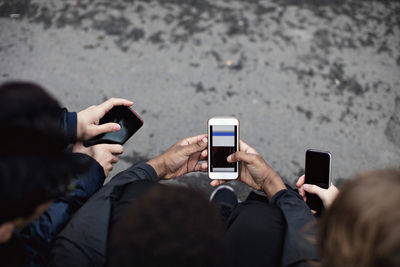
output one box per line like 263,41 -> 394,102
83,106 -> 143,147
305,149 -> 332,211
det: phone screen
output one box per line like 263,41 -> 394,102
305,150 -> 331,211
209,125 -> 238,172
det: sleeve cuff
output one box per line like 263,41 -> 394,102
130,161 -> 159,182
271,189 -> 303,205
62,109 -> 77,144
72,153 -> 105,198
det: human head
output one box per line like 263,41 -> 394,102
318,169 -> 400,267
108,185 -> 225,267
0,82 -> 88,241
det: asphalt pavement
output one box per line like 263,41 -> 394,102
1,0 -> 399,199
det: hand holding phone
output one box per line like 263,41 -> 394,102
296,175 -> 339,210
72,142 -> 123,177
83,106 -> 143,147
147,134 -> 208,179
210,139 -> 286,199
77,98 -> 134,140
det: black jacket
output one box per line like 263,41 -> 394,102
49,162 -> 158,266
50,163 -> 318,267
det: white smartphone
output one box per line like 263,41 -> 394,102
208,117 -> 239,180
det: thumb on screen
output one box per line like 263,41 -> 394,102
93,123 -> 120,136
303,184 -> 325,198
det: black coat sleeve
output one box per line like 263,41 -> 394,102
58,108 -> 77,144
271,189 -> 320,267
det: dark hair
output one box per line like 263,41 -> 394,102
0,82 -> 87,223
318,169 -> 400,267
108,185 -> 225,267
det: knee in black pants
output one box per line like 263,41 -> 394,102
224,194 -> 285,267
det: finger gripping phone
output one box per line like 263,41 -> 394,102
208,117 -> 239,180
83,106 -> 143,147
305,149 -> 332,211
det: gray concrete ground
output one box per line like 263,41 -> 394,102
1,0 -> 399,200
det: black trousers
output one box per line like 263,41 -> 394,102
224,192 -> 285,267
109,182 -> 285,267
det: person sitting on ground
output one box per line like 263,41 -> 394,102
50,130 -> 335,267
209,142 -> 399,267
207,140 -> 319,267
48,100 -> 400,266
0,82 -> 131,266
50,134 -> 318,267
50,134 -> 213,266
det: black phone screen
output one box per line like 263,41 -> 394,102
210,125 -> 238,172
305,150 -> 331,211
84,106 -> 143,147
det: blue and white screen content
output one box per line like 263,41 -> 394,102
210,125 -> 238,172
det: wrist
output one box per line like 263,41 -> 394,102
147,156 -> 166,179
261,172 -> 286,200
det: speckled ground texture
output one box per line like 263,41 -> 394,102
1,0 -> 399,200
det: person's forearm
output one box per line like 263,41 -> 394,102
261,172 -> 287,199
